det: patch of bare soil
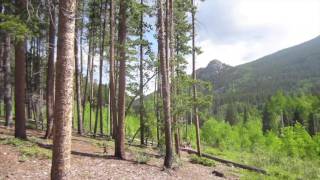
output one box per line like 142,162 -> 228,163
0,126 -> 239,180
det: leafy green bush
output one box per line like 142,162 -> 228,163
200,118 -> 320,159
199,118 -> 320,179
125,115 -> 140,138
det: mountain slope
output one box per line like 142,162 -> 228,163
197,35 -> 320,104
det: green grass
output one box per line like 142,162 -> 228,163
135,152 -> 151,164
74,103 -> 110,134
0,137 -> 51,160
189,154 -> 216,167
74,103 -> 140,138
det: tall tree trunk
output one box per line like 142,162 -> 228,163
26,38 -> 33,121
0,33 -> 3,118
158,0 -> 173,168
168,0 -> 179,156
89,44 -> 95,133
154,67 -> 160,146
75,0 -> 83,135
139,0 -> 145,146
51,0 -> 76,179
79,0 -> 85,86
99,0 -> 107,135
109,0 -> 117,139
45,0 -> 56,139
115,0 -> 127,159
191,0 -> 201,156
82,30 -> 93,133
174,129 -> 180,157
3,32 -> 13,127
14,0 -> 27,140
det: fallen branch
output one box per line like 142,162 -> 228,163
181,147 -> 267,174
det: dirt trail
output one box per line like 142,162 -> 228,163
0,126 -> 239,180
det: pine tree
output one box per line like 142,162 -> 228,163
14,0 -> 27,139
75,0 -> 83,135
3,31 -> 13,127
308,113 -> 316,135
191,0 -> 201,156
139,0 -> 146,146
225,103 -> 237,125
158,0 -> 173,168
51,0 -> 76,178
243,106 -> 248,124
293,108 -> 304,125
109,0 -> 117,138
45,0 -> 56,139
115,0 -> 127,159
262,105 -> 272,133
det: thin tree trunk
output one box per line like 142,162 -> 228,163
51,0 -> 76,178
3,32 -> 13,127
80,0 -> 85,86
94,0 -> 107,136
82,30 -> 93,133
191,0 -> 201,156
0,33 -> 3,118
45,0 -> 56,139
75,0 -> 83,135
169,0 -> 178,156
89,44 -> 95,133
114,0 -> 127,159
14,0 -> 27,139
26,38 -> 33,120
99,0 -> 107,135
158,0 -> 173,168
109,0 -> 117,139
174,128 -> 180,157
139,0 -> 145,146
155,69 -> 160,146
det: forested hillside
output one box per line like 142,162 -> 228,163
198,36 -> 320,106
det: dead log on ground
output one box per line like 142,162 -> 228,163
181,147 -> 267,174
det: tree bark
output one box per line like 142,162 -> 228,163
114,0 -> 127,159
51,0 -> 76,179
3,32 -> 13,127
174,128 -> 180,157
191,0 -> 201,156
89,43 -> 95,133
155,69 -> 160,146
158,0 -> 173,168
14,42 -> 27,137
109,0 -> 117,139
14,0 -> 27,139
82,29 -> 93,133
95,0 -> 107,136
139,0 -> 145,146
45,0 -> 56,139
75,0 -> 83,135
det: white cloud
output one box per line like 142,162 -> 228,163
190,0 -> 320,71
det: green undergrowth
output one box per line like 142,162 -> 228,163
0,137 -> 51,160
135,152 -> 151,164
189,154 -> 216,167
203,146 -> 320,180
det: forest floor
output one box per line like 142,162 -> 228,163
0,125 -> 240,180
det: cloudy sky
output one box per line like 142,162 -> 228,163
190,0 -> 320,69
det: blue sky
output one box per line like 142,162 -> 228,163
191,0 -> 320,70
